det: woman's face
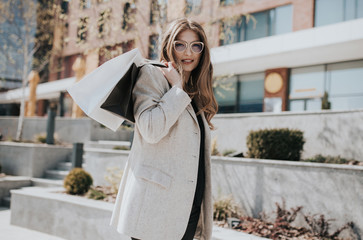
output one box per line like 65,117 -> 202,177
173,29 -> 203,75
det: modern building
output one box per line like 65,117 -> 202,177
1,0 -> 362,116
0,0 -> 38,115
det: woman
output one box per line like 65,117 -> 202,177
110,18 -> 218,240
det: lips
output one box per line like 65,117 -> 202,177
182,59 -> 194,64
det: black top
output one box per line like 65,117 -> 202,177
181,101 -> 206,240
191,101 -> 205,208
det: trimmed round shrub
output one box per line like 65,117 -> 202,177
64,168 -> 93,195
247,128 -> 305,161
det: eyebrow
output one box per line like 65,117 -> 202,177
174,39 -> 201,43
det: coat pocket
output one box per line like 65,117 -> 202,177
134,164 -> 173,189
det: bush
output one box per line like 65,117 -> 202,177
211,137 -> 220,156
86,187 -> 107,200
34,133 -> 47,143
104,167 -> 123,194
247,128 -> 305,161
113,146 -> 129,150
303,154 -> 350,164
64,168 -> 93,195
213,195 -> 243,221
222,149 -> 236,156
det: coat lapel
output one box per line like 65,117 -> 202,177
186,103 -> 198,123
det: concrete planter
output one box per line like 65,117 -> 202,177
83,149 -> 363,237
10,187 -> 265,240
0,142 -> 72,177
84,148 -> 129,186
0,176 -> 31,207
0,117 -> 133,143
211,156 -> 363,237
10,187 -> 127,240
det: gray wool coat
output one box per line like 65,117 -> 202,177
110,64 -> 213,240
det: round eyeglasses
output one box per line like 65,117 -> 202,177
173,40 -> 204,54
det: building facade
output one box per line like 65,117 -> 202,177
1,0 -> 362,116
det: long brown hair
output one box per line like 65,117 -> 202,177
160,18 -> 218,129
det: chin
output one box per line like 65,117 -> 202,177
182,64 -> 198,72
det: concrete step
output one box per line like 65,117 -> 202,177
45,170 -> 69,180
57,162 -> 72,171
31,178 -> 64,187
85,140 -> 131,150
1,196 -> 11,208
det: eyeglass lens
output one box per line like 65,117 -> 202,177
174,41 -> 203,53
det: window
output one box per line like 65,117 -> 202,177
98,40 -> 135,65
289,60 -> 363,111
214,76 -> 238,113
289,65 -> 325,111
148,34 -> 159,60
213,72 -> 265,113
245,11 -> 269,41
122,1 -> 137,31
327,61 -> 363,110
121,40 -> 135,53
219,4 -> 292,46
77,17 -> 88,43
219,17 -> 242,45
185,0 -> 201,15
315,0 -> 363,27
61,0 -> 69,14
150,0 -> 167,25
80,0 -> 91,9
220,0 -> 243,6
273,4 -> 293,35
98,9 -> 112,38
238,73 -> 264,112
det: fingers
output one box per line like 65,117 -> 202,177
161,61 -> 176,70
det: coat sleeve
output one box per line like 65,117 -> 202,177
132,64 -> 191,144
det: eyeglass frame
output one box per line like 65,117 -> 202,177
173,40 -> 205,54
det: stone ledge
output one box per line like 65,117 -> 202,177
10,187 -> 267,240
211,156 -> 363,171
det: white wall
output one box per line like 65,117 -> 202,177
211,109 -> 363,160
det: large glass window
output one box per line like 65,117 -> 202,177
245,11 -> 269,41
358,0 -> 363,18
274,4 -> 293,35
289,66 -> 325,111
220,4 -> 292,46
238,73 -> 264,112
219,17 -> 241,45
214,72 -> 264,113
327,61 -> 363,110
289,60 -> 363,111
214,76 -> 237,113
315,0 -> 363,27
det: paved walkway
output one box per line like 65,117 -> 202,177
1,206 -> 267,240
0,208 -> 65,240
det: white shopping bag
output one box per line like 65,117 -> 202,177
67,48 -> 164,131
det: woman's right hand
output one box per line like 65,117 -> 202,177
159,61 -> 183,89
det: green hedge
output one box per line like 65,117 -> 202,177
303,154 -> 349,164
247,128 -> 305,161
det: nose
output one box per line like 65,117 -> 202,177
185,46 -> 192,56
